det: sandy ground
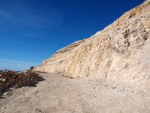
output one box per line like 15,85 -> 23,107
0,72 -> 150,113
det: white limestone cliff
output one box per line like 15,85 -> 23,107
33,0 -> 150,88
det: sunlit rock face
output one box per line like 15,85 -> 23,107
33,0 -> 150,87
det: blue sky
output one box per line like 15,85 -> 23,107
0,0 -> 144,71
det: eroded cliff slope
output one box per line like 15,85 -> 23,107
33,0 -> 150,88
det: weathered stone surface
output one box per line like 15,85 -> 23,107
33,0 -> 150,88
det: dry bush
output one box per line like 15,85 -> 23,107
0,70 -> 44,96
30,66 -> 34,71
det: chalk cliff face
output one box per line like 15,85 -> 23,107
33,0 -> 150,87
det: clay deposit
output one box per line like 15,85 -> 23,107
34,0 -> 150,89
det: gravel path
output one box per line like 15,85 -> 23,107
0,73 -> 150,113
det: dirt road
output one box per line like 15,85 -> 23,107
0,73 -> 150,113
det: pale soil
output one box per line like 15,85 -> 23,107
0,73 -> 150,113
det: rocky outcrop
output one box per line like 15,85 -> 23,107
33,0 -> 150,88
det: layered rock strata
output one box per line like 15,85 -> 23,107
33,0 -> 150,87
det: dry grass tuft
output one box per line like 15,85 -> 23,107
0,70 -> 44,96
